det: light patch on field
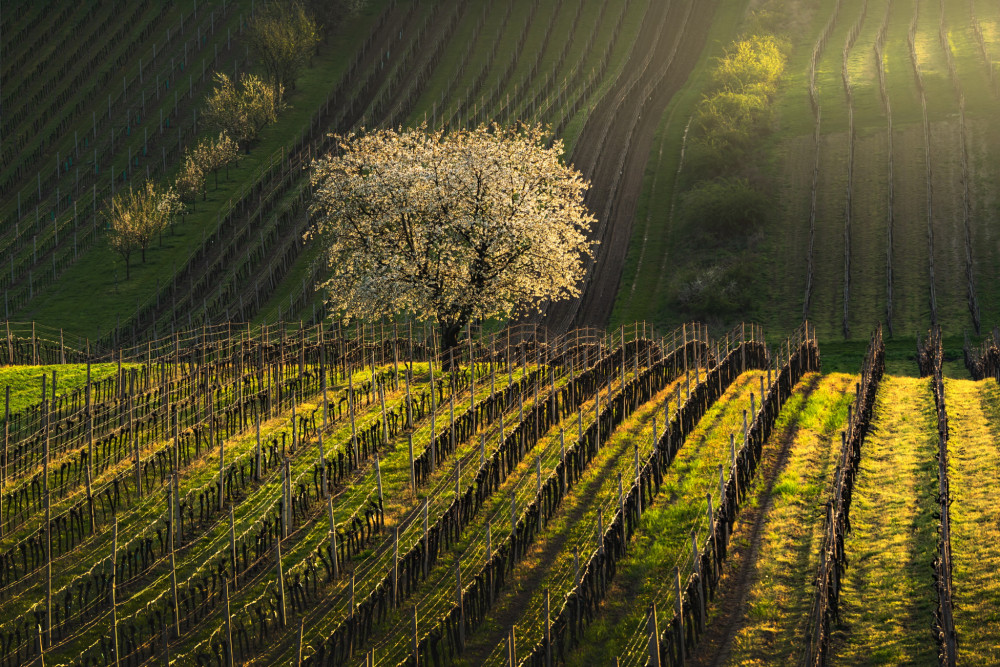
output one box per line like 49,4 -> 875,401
828,376 -> 938,666
727,372 -> 855,665
946,378 -> 1000,665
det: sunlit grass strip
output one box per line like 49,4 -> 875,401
828,376 -> 938,665
44,362 -> 505,662
0,363 -> 440,659
269,337 -> 686,664
721,373 -> 854,665
946,377 -> 1000,665
376,335 -> 733,666
544,340 -> 807,666
803,324 -> 884,665
512,369 -> 762,667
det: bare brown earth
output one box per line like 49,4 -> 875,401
540,0 -> 722,331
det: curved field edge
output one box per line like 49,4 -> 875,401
609,0 -> 751,331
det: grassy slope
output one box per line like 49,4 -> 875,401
828,376 -> 938,665
455,374 -> 690,665
609,0 -> 750,331
947,377 -> 1000,665
723,372 -> 854,665
17,2 -> 389,339
0,363 -> 132,418
609,0 -> 1000,341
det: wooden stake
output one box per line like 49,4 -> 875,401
411,606 -> 420,666
423,499 -> 429,578
544,588 -> 552,667
112,519 -> 121,667
224,579 -> 235,667
275,542 -> 286,627
408,433 -> 416,497
674,566 -> 684,664
229,507 -> 238,589
648,602 -> 661,667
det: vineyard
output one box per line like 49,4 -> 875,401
0,0 -> 722,352
5,0 -> 1000,663
0,318 -> 993,666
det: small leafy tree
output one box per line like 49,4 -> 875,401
203,73 -> 284,151
194,132 -> 239,189
308,124 -> 597,355
176,154 -> 205,208
105,182 -> 181,278
247,2 -> 319,96
305,0 -> 369,33
711,36 -> 787,97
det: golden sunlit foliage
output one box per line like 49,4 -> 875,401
203,73 -> 285,150
247,1 -> 320,96
105,181 -> 182,279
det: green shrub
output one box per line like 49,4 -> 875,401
678,177 -> 769,240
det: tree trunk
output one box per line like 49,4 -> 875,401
439,320 -> 466,370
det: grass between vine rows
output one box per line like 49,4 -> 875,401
20,1 -> 390,339
454,372 -> 692,665
0,363 -> 135,418
828,376 -> 938,666
946,377 -> 1000,665
717,372 -> 854,665
297,365 -> 644,664
546,370 -> 765,665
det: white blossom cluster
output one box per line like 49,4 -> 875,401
308,124 -> 597,333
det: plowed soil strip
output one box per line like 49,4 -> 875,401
828,376 -> 937,666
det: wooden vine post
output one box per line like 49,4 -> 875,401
44,376 -> 51,649
328,493 -> 339,580
113,519 -> 121,667
648,602 -> 661,667
229,506 -> 238,589
275,541 -> 286,627
224,579 -> 235,667
2,386 -> 8,538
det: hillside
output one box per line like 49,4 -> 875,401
612,0 -> 1000,343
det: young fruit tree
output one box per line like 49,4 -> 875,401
203,73 -> 284,151
308,124 -> 597,355
105,182 -> 181,279
247,1 -> 319,95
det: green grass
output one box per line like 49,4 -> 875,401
16,1 -> 390,339
564,370 -> 766,665
727,373 -> 855,664
609,0 -> 752,330
828,375 -> 938,665
0,363 -> 133,419
946,378 -> 1000,665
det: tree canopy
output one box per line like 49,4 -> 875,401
308,124 -> 597,351
105,182 -> 181,279
247,1 -> 319,96
202,73 -> 284,150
